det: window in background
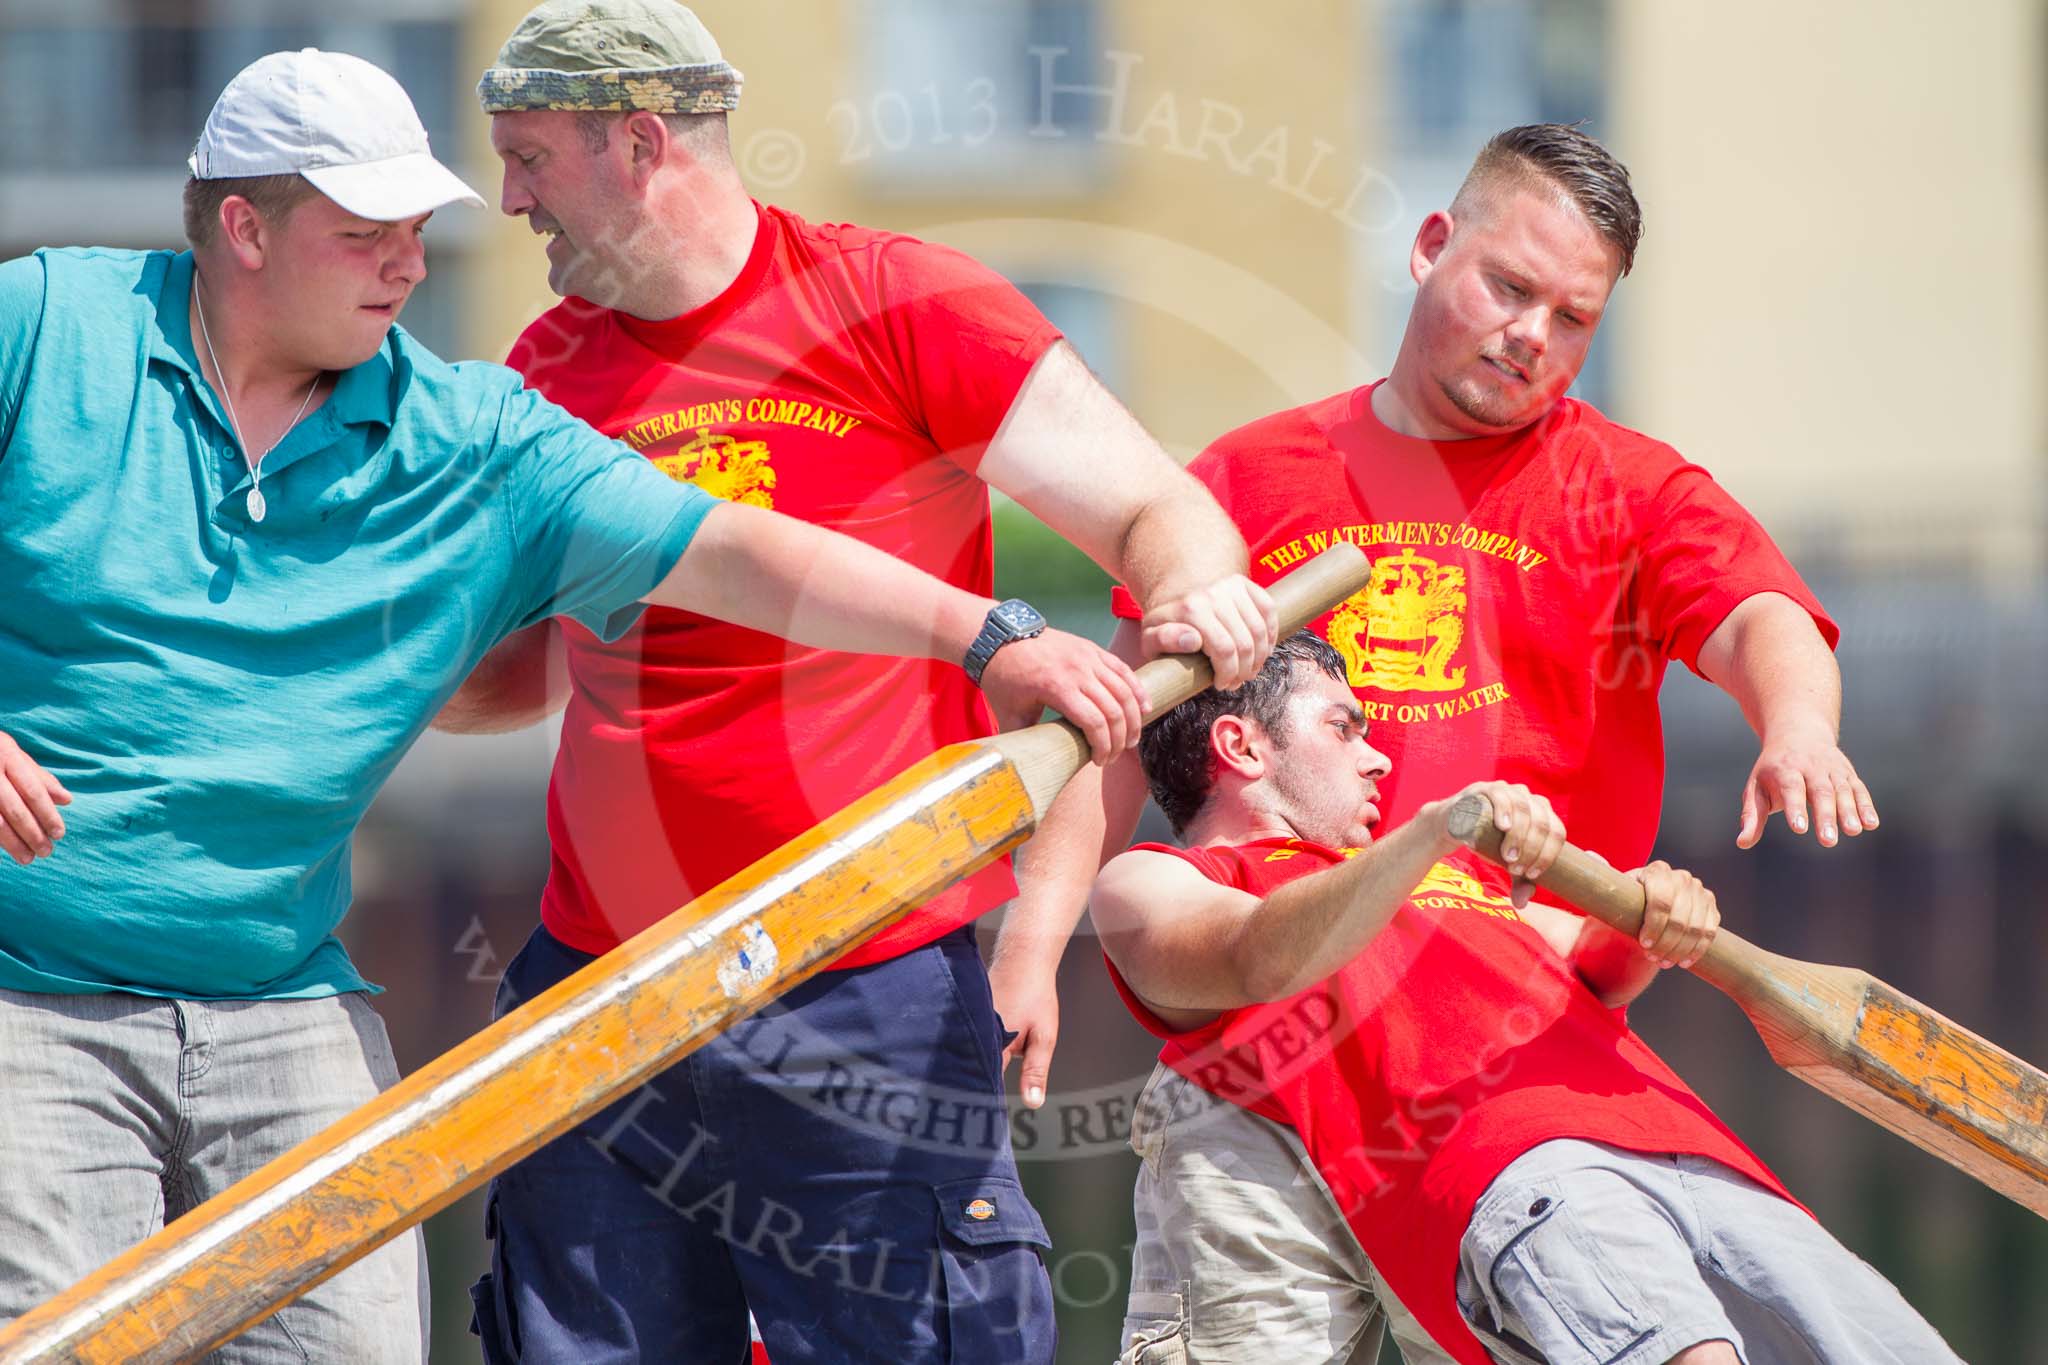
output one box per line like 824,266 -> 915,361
0,0 -> 470,356
1017,277 -> 1121,399
845,0 -> 1105,191
1369,0 -> 1616,409
0,1 -> 465,173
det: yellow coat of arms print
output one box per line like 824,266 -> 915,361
1328,547 -> 1467,692
652,428 -> 777,509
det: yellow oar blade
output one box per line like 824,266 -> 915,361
1447,792 -> 2048,1222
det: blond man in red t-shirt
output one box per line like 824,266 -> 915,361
438,3 -> 1275,1361
1105,121 -> 1875,878
1092,633 -> 1957,1365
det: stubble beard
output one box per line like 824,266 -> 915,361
548,212 -> 664,313
1268,750 -> 1372,849
1437,371 -> 1528,430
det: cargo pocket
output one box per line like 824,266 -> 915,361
1455,1261 -> 1544,1365
932,1176 -> 1055,1364
1128,1064 -> 1180,1165
467,1188 -> 521,1364
1117,1279 -> 1191,1364
1463,1186 -> 1654,1365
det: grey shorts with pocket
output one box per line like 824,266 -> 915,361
1457,1138 -> 1966,1365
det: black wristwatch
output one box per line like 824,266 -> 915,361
962,598 -> 1048,685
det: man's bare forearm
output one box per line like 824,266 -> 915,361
994,741 -> 1150,971
1214,782 -> 1564,1006
646,502 -> 988,661
1011,615 -> 1163,960
1224,814 -> 1449,1003
976,345 -> 1269,683
1700,591 -> 1875,848
1114,480 -> 1250,610
982,343 -> 1246,600
432,620 -> 567,734
1569,920 -> 1661,1008
1698,591 -> 1841,742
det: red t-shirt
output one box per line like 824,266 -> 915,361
1114,384 -> 1838,871
509,202 -> 1061,967
1107,837 -> 1798,1362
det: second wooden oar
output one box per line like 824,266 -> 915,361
1447,791 -> 2048,1221
0,544 -> 1369,1365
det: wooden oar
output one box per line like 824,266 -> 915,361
0,545 -> 1369,1365
1447,792 -> 2048,1220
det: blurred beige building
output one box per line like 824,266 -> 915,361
456,0 -> 2044,580
1,0 -> 2034,574
1612,0 -> 2045,582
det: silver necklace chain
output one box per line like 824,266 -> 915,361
193,269 -> 318,524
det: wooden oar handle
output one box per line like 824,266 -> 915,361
1445,791 -> 1650,938
988,544 -> 1369,819
1129,543 -> 1367,721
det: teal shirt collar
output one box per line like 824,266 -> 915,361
146,251 -> 200,379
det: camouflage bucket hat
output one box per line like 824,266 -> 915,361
478,0 -> 743,115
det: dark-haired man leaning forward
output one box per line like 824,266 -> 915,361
1093,634 -> 1959,1365
1079,123 -> 1875,1361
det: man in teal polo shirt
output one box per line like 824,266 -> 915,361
0,50 -> 1149,1359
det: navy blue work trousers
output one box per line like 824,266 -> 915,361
470,924 -> 1056,1364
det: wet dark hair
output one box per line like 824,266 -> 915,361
1455,122 -> 1643,275
1139,631 -> 1348,837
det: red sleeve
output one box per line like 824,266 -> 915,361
1102,842 -> 1242,1046
1633,463 -> 1840,673
1102,952 -> 1203,1044
870,237 -> 1063,471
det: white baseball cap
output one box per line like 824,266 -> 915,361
189,49 -> 485,220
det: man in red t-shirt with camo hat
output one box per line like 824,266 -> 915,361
442,2 -> 1274,1361
1092,633 -> 1958,1365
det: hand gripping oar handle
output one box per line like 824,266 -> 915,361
1444,790 -> 1750,980
986,544 -> 1370,819
1130,543 -> 1368,717
1446,792 -> 1649,930
1446,789 -> 2048,1223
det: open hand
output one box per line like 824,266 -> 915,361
1738,726 -> 1878,849
988,953 -> 1060,1110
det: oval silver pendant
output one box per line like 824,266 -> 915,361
247,487 -> 267,523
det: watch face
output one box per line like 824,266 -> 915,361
994,599 -> 1045,634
